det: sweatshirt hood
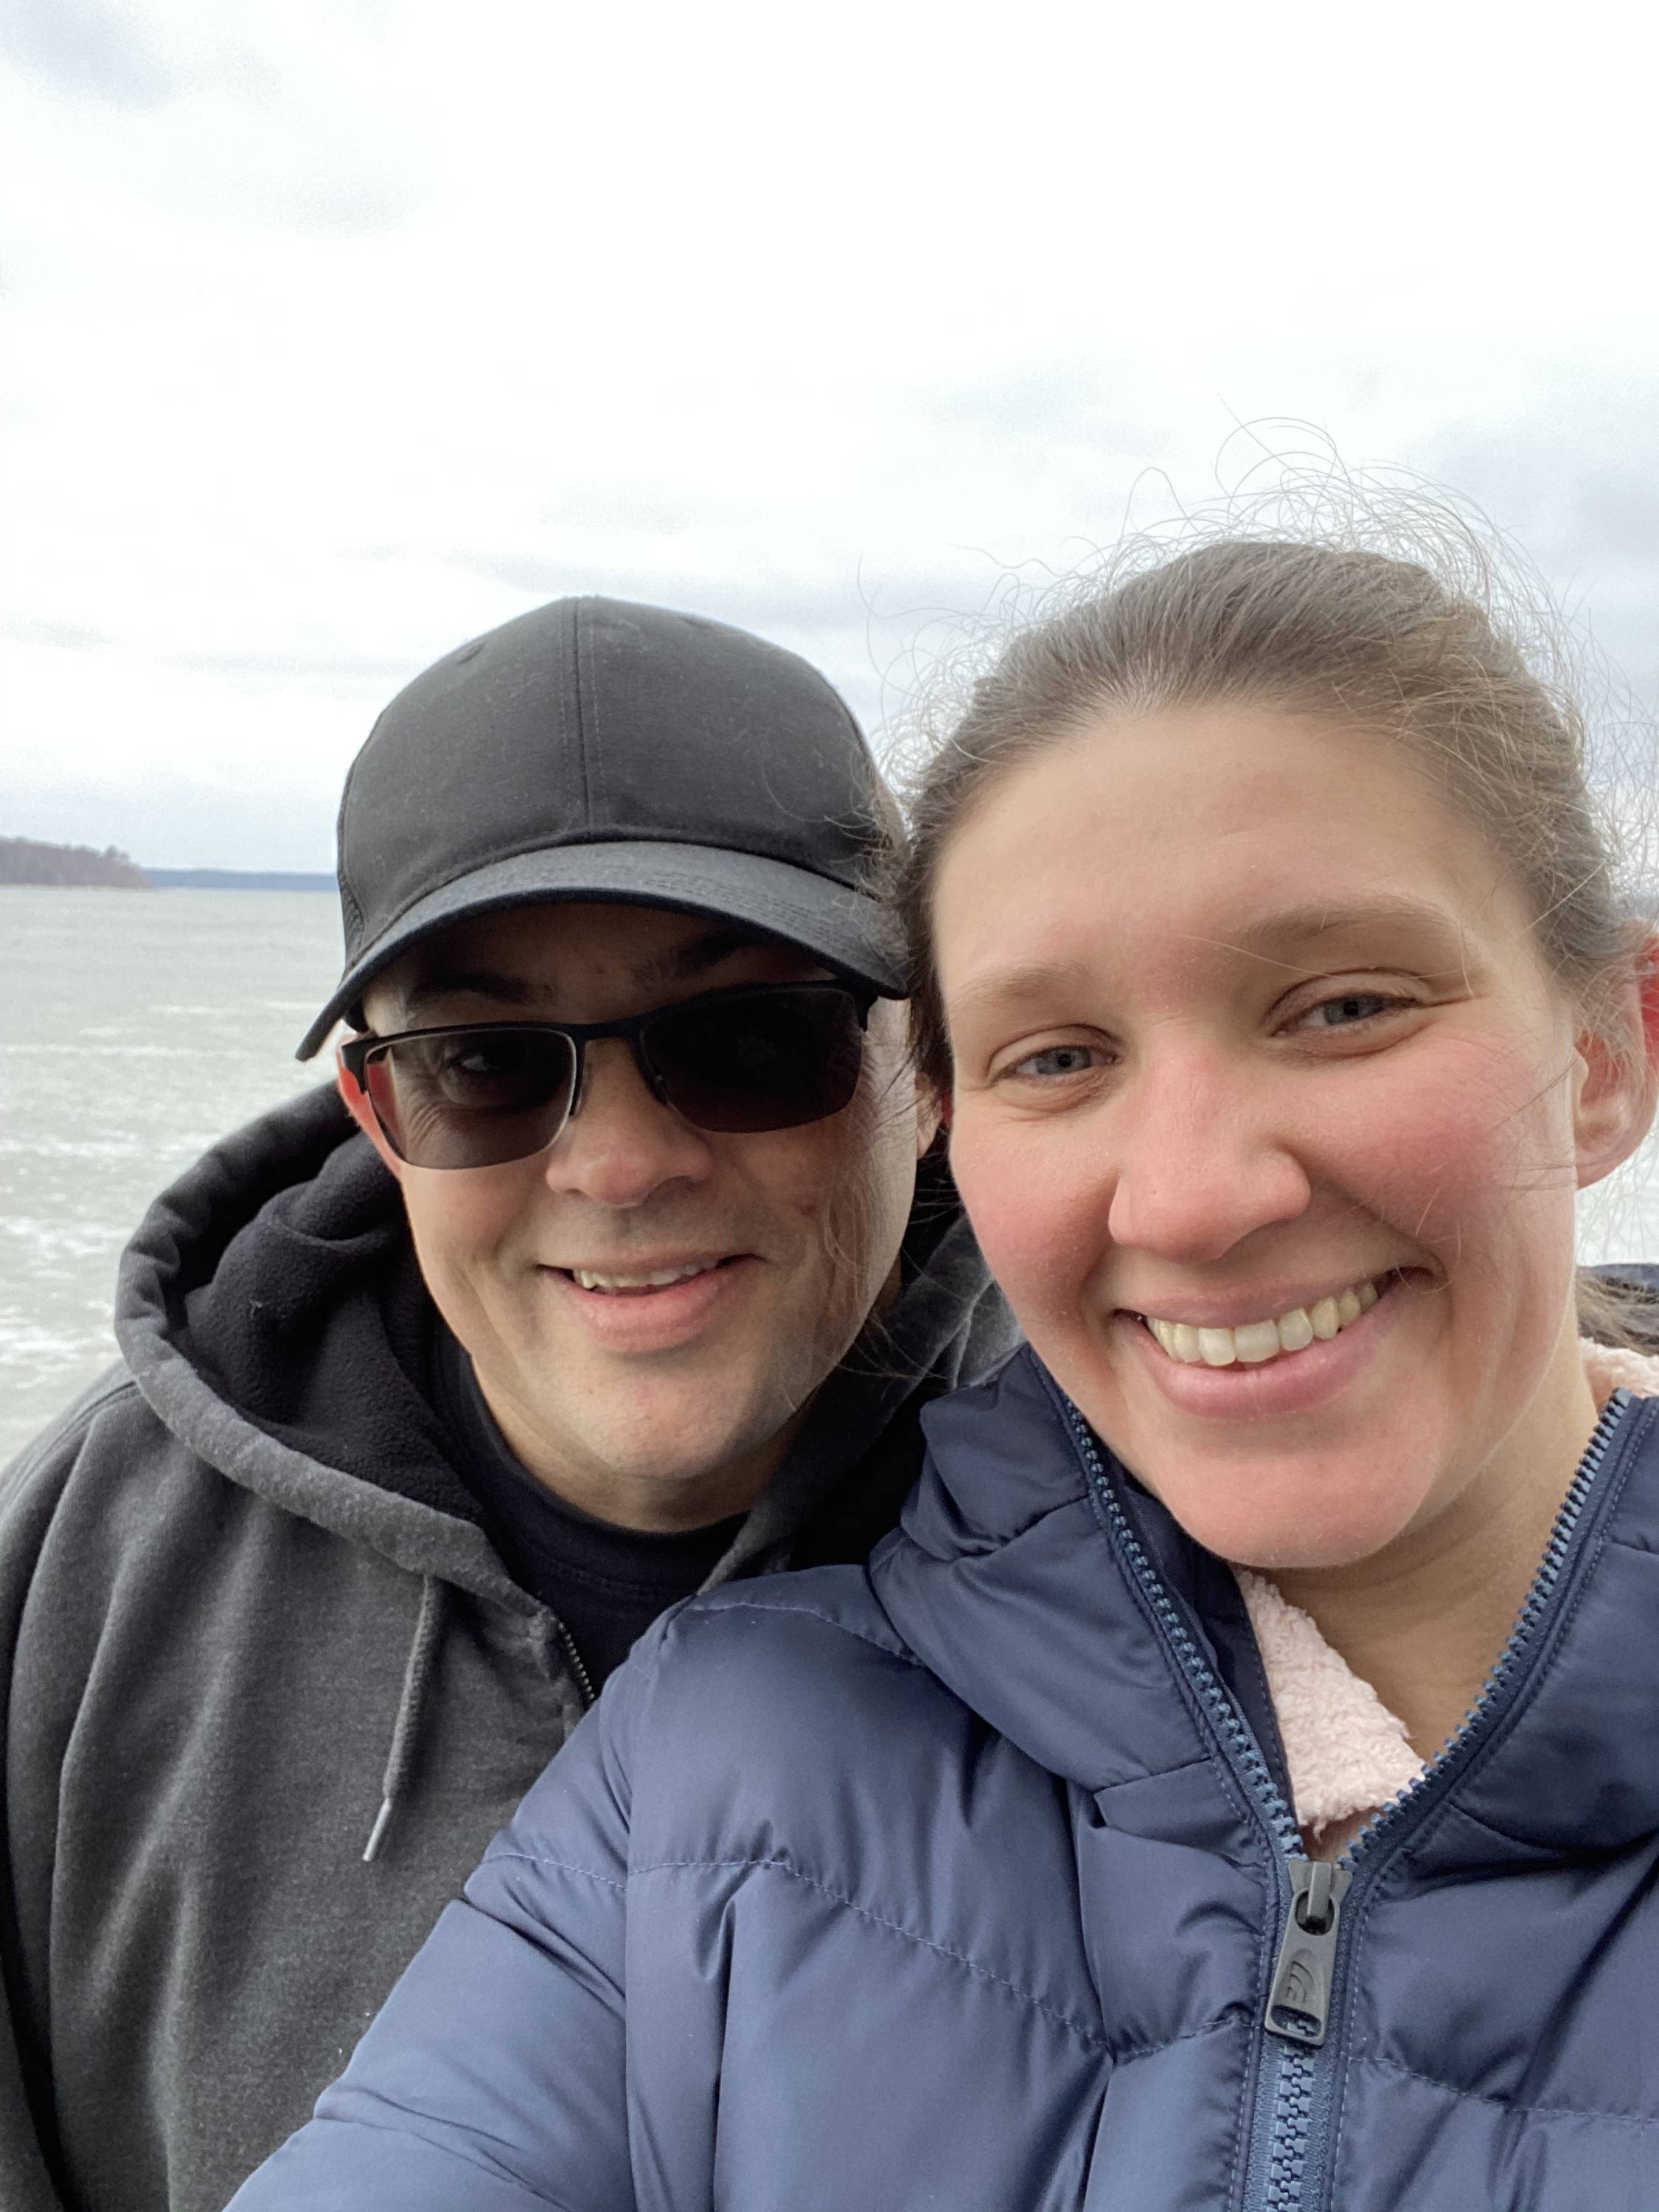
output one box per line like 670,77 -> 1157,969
115,1084 -> 514,1603
114,1085 -> 1016,1597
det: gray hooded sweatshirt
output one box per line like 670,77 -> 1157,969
0,1084 -> 1014,2212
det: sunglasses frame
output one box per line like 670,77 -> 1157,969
338,978 -> 880,1167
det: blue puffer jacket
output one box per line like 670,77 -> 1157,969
230,1349 -> 1659,2211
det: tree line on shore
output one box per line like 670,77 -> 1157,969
0,836 -> 152,888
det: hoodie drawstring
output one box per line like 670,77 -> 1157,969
362,1574 -> 448,1864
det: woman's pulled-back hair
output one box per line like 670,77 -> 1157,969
892,493 -> 1656,1346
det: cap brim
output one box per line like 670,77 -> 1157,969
297,840 -> 905,1059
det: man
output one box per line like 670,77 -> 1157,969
0,597 -> 1015,2212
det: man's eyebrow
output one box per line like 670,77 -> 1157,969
629,924 -> 793,992
395,965 -> 543,1018
392,926 -> 790,1020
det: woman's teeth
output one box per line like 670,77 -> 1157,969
570,1259 -> 723,1295
1143,1278 -> 1382,1367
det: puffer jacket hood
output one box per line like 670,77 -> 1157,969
0,1084 -> 1015,2212
231,1342 -> 1659,2212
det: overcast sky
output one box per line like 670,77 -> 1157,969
3,0 -> 1656,869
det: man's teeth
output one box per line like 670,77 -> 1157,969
1144,1278 -> 1382,1367
570,1260 -> 724,1294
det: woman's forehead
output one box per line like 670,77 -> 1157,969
931,704 -> 1526,999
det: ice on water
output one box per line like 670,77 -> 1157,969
1,888 -> 341,1459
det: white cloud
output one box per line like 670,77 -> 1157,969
2,0 -> 1656,866
1,0 -> 181,108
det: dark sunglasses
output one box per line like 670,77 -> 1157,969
338,981 -> 877,1169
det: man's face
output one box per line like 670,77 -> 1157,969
344,900 -> 928,1531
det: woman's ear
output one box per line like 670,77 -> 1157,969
1572,939 -> 1659,1189
335,1053 -> 405,1182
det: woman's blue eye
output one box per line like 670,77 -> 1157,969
1014,1045 -> 1099,1078
1304,993 -> 1394,1029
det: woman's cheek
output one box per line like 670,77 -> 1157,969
949,1110 -> 1107,1329
1334,1038 -> 1576,1256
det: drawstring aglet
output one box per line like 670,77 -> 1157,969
360,1574 -> 448,1865
361,1797 -> 395,1865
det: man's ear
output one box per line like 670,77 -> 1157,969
1573,945 -> 1659,1190
335,1054 -> 406,1182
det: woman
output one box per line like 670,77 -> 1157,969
231,533 -> 1659,2211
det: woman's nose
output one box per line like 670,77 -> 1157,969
542,1037 -> 714,1206
1104,1046 -> 1312,1263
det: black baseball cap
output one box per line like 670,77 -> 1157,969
297,596 -> 904,1059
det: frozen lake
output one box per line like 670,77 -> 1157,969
1,886 -> 341,1459
5,883 -> 1659,1464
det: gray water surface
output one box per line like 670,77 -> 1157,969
1,887 -> 342,1458
4,883 -> 1659,1464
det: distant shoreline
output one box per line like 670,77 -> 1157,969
143,869 -> 335,892
1,838 -> 333,892
1,835 -> 150,889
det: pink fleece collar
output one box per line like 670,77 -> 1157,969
1233,1340 -> 1659,1846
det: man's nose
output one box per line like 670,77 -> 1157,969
541,1037 -> 714,1206
1105,1043 -> 1312,1263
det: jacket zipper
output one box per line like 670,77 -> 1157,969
1263,1858 -> 1350,2045
1058,1395 -> 1318,2210
1336,1389 -> 1629,1876
1058,1385 -> 1634,2212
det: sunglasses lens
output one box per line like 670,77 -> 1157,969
364,1029 -> 579,1168
646,990 -> 866,1133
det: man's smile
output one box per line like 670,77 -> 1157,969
533,1251 -> 765,1356
559,1255 -> 738,1296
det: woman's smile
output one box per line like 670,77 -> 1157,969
1135,1271 -> 1384,1366
1111,1267 -> 1420,1430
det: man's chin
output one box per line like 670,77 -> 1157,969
517,1387 -> 803,1528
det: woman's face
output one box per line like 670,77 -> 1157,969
938,704 -> 1646,1572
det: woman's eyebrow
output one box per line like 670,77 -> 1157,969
1220,897 -> 1472,970
946,959 -> 1102,1018
947,900 -> 1473,1015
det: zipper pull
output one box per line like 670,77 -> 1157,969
1264,1857 -> 1352,2048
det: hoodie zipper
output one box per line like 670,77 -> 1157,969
556,1623 -> 598,1709
1059,1385 -> 1633,2212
